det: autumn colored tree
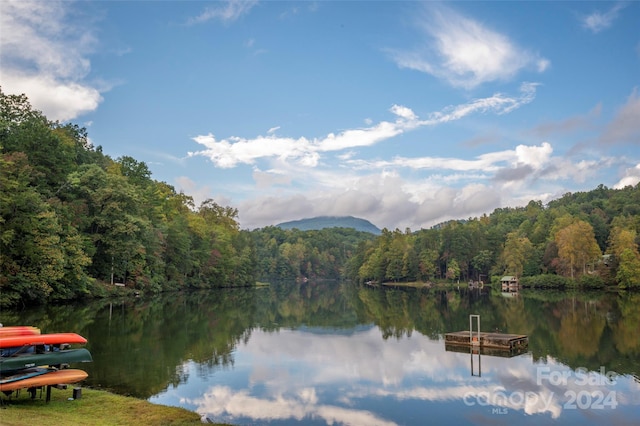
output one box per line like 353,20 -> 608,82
446,258 -> 461,282
607,221 -> 638,259
608,222 -> 640,289
555,220 -> 602,279
616,249 -> 640,289
557,307 -> 606,358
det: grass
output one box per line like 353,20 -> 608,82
381,281 -> 431,288
380,280 -> 452,289
0,386 -> 228,425
379,280 -> 490,289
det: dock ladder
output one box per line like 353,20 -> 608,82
469,314 -> 480,346
469,314 -> 481,377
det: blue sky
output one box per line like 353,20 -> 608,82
2,1 -> 639,230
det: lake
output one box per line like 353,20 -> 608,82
1,282 -> 639,425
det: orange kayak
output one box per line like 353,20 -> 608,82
0,333 -> 86,349
0,369 -> 88,392
0,326 -> 41,337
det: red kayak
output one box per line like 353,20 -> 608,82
0,333 -> 86,349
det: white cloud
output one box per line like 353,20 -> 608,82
234,139 -> 623,231
1,74 -> 102,122
389,105 -> 417,121
0,0 -> 104,121
238,194 -> 316,228
184,328 -> 611,423
189,134 -> 316,168
515,142 -> 554,169
347,142 -> 552,174
388,5 -> 549,89
189,84 -> 538,168
191,385 -> 397,426
237,175 -> 500,231
581,3 -> 626,34
181,82 -> 637,232
187,0 -> 258,25
614,163 -> 640,189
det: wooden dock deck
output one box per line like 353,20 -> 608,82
444,331 -> 528,350
444,343 -> 528,358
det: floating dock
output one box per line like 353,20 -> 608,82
444,343 -> 527,358
444,331 -> 528,350
444,314 -> 528,352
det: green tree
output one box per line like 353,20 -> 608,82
1,96 -> 76,196
116,156 -> 152,188
385,231 -> 407,282
500,231 -> 533,278
471,249 -> 493,281
440,222 -> 472,280
164,214 -> 192,287
0,153 -> 73,304
418,249 -> 439,281
0,88 -> 258,306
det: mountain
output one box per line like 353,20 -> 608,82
276,216 -> 381,234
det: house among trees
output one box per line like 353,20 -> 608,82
501,276 -> 519,292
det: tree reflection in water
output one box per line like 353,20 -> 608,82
1,283 -> 638,424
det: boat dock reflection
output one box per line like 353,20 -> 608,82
444,330 -> 529,351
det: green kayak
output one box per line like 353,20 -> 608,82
0,367 -> 53,384
0,348 -> 92,374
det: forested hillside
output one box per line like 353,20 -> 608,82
0,89 -> 256,307
0,89 -> 377,308
250,226 -> 376,280
345,186 -> 640,289
2,88 -> 638,308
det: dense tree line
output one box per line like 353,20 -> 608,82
249,226 -> 375,281
2,88 -> 638,307
1,89 -> 256,307
352,286 -> 640,374
345,186 -> 640,289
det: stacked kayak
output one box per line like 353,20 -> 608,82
0,326 -> 41,338
0,326 -> 91,394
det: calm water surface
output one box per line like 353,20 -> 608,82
2,282 -> 639,425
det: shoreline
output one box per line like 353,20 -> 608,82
0,386 -> 229,425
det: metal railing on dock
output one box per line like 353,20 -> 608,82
469,314 -> 480,346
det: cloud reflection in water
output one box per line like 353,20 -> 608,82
159,326 -> 637,425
